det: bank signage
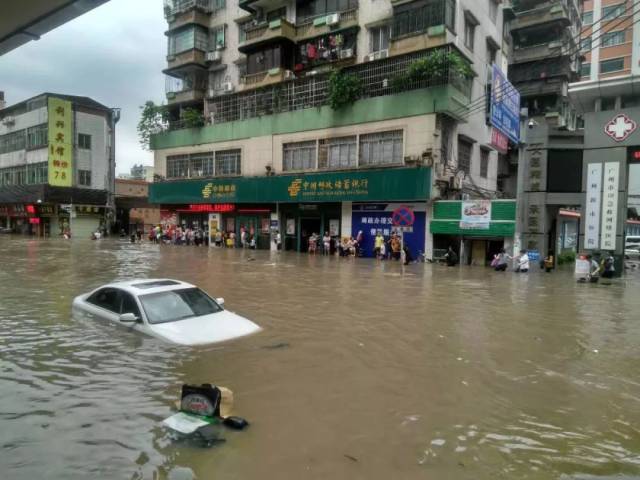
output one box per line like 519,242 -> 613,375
490,64 -> 520,144
150,167 -> 431,204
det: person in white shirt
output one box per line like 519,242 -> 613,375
517,250 -> 530,273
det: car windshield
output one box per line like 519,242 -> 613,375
138,288 -> 223,324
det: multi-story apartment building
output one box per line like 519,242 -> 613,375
0,93 -> 118,237
152,0 -> 518,260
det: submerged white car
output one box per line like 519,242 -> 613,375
72,279 -> 261,346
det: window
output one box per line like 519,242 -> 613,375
582,11 -> 593,25
487,42 -> 498,65
547,149 -> 582,193
318,136 -> 357,169
600,57 -> 625,74
0,129 -> 26,154
209,71 -> 224,91
266,7 -> 286,22
464,17 -> 476,51
215,149 -> 241,176
247,45 -> 282,74
480,148 -> 489,178
26,163 -> 47,184
168,26 -> 208,55
602,4 -> 625,21
167,154 -> 190,178
601,31 -> 625,47
87,288 -> 121,313
121,293 -> 141,318
601,96 -> 616,110
370,25 -> 390,53
189,152 -> 214,177
297,0 -> 359,23
359,130 -> 403,166
580,62 -> 591,77
457,139 -> 472,174
26,97 -> 46,112
210,25 -> 225,49
283,141 -> 317,171
580,37 -> 591,52
78,170 -> 92,186
489,0 -> 498,23
26,124 -> 47,149
139,288 -> 222,324
391,0 -> 456,39
78,133 -> 92,150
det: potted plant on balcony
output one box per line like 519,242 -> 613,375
327,69 -> 363,110
391,50 -> 474,92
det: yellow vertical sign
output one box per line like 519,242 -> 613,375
48,97 -> 73,187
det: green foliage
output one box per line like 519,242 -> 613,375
182,108 -> 205,128
137,101 -> 169,151
557,250 -> 577,265
391,51 -> 475,92
327,70 -> 363,110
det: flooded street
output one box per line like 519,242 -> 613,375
1,237 -> 640,479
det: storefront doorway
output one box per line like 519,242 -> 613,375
300,217 -> 322,252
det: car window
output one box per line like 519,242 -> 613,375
86,288 -> 121,313
138,288 -> 222,324
120,292 -> 141,317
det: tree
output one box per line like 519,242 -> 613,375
137,101 -> 168,151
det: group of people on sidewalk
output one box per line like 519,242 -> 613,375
491,249 -> 553,273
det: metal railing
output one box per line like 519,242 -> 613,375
164,0 -> 215,18
206,45 -> 472,125
391,0 -> 455,40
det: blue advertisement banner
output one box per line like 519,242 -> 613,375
351,204 -> 426,258
490,64 -> 520,144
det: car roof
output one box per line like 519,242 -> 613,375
101,279 -> 196,295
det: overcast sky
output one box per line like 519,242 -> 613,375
0,0 -> 166,174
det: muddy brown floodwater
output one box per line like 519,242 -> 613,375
1,237 -> 640,479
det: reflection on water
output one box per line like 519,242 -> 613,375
1,237 -> 640,479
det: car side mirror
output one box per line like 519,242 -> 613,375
120,313 -> 139,323
216,297 -> 225,306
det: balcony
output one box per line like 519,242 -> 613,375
512,40 -> 574,64
239,18 -> 297,53
166,88 -> 206,105
295,9 -> 359,41
389,0 -> 455,55
166,8 -> 212,32
511,1 -> 573,31
240,67 -> 292,91
164,0 -> 215,19
165,74 -> 207,105
165,49 -> 207,73
207,45 -> 472,125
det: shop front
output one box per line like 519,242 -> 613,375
0,203 -> 56,236
430,200 -> 517,265
150,167 -> 431,251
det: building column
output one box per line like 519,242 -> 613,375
340,202 -> 352,240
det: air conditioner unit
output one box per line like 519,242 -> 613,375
206,50 -> 222,62
284,70 -> 295,80
223,82 -> 234,93
367,49 -> 388,61
449,175 -> 463,190
404,155 -> 419,165
340,48 -> 353,59
326,13 -> 339,26
2,116 -> 15,126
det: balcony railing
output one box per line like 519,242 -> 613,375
206,45 -> 472,125
239,18 -> 297,48
295,9 -> 359,39
391,0 -> 455,40
164,0 -> 216,18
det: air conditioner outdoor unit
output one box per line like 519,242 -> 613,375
340,48 -> 353,59
284,70 -> 295,80
207,88 -> 220,98
223,82 -> 234,93
206,50 -> 222,62
2,116 -> 15,126
326,13 -> 339,26
367,49 -> 388,61
404,155 -> 419,165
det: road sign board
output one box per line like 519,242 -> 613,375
392,206 -> 415,227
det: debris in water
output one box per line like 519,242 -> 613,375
344,454 -> 358,462
262,342 -> 290,350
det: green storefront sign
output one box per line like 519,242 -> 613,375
430,200 -> 516,237
150,167 -> 431,204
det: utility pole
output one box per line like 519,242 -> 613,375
513,108 -> 529,256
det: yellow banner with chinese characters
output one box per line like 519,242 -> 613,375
48,97 -> 73,187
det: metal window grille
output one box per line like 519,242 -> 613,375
391,0 -> 455,40
359,130 -> 403,166
457,139 -> 472,174
167,154 -> 190,178
189,152 -> 214,177
283,141 -> 317,171
205,45 -> 471,127
318,136 -> 357,169
480,149 -> 489,178
25,162 -> 47,184
215,149 -> 241,175
26,124 -> 47,149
